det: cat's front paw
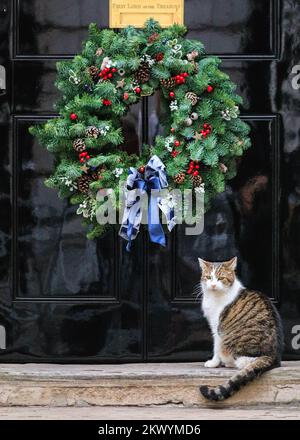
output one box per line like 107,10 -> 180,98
204,358 -> 220,368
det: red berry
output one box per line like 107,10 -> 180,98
138,166 -> 145,174
187,169 -> 192,174
86,155 -> 90,160
169,91 -> 175,99
193,170 -> 199,176
171,127 -> 175,132
156,53 -> 164,61
171,150 -> 179,158
174,140 -> 180,147
135,87 -> 141,94
203,123 -> 208,129
176,79 -> 181,84
183,72 -> 188,77
123,92 -> 129,100
80,158 -> 85,163
70,113 -> 78,121
195,165 -> 200,169
108,73 -> 113,78
111,68 -> 117,73
207,85 -> 214,93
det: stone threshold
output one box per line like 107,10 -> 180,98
0,406 -> 299,420
0,362 -> 299,408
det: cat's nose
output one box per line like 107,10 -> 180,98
211,283 -> 217,289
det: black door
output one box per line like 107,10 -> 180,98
1,0 -> 300,362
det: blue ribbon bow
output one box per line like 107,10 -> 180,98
119,155 -> 175,251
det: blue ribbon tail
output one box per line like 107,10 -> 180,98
126,241 -> 132,252
125,221 -> 134,252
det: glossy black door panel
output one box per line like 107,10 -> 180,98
147,116 -> 281,360
1,0 -> 300,362
185,0 -> 280,58
13,61 -> 59,113
15,0 -> 109,57
0,0 -> 144,362
220,61 -> 277,114
15,116 -> 134,300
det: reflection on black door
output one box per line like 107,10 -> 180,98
1,0 -> 300,362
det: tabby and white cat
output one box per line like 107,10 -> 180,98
199,257 -> 283,401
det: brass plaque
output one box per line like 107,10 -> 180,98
109,0 -> 184,28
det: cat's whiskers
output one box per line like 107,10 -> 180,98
192,282 -> 203,301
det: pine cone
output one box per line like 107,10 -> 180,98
134,62 -> 151,84
160,77 -> 176,90
86,126 -> 99,138
87,65 -> 99,81
185,92 -> 198,106
173,172 -> 186,185
77,175 -> 92,193
73,138 -> 86,153
191,174 -> 203,187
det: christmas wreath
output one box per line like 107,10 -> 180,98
30,19 -> 251,243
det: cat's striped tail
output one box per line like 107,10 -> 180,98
199,356 -> 276,401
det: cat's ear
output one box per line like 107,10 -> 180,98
198,258 -> 211,270
225,256 -> 237,270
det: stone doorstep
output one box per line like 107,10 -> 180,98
1,406 -> 300,420
0,362 -> 299,408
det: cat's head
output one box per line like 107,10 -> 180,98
198,257 -> 237,293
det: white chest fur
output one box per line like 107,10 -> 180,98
201,280 -> 243,336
